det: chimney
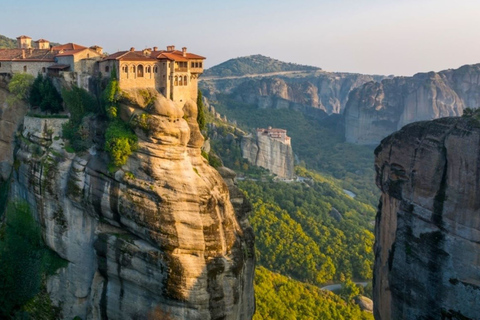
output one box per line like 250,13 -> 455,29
167,45 -> 175,51
130,47 -> 135,52
22,50 -> 25,59
182,47 -> 187,57
153,46 -> 158,51
28,48 -> 33,55
142,48 -> 151,56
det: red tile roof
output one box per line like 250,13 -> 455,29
55,48 -> 88,56
35,39 -> 49,43
16,35 -> 31,39
0,49 -> 56,62
51,43 -> 87,51
103,51 -> 156,62
156,50 -> 205,61
104,48 -> 205,62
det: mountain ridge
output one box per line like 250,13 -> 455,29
203,54 -> 321,77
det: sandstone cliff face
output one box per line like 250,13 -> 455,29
241,132 -> 294,179
345,64 -> 480,144
200,71 -> 382,116
374,117 -> 480,319
8,91 -> 255,319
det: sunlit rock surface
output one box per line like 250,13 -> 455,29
9,91 -> 255,320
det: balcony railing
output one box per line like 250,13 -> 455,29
175,67 -> 188,72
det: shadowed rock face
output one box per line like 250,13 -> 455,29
10,90 -> 255,320
345,64 -> 480,145
373,117 -> 480,320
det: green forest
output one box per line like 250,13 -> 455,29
240,170 -> 375,284
254,267 -> 373,320
205,93 -> 378,318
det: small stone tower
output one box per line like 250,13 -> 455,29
16,35 -> 32,49
34,39 -> 50,49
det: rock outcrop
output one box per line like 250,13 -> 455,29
374,117 -> 480,319
345,64 -> 480,144
0,75 -> 27,181
200,71 -> 384,115
8,91 -> 255,319
241,128 -> 294,179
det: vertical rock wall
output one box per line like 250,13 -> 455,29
241,130 -> 294,179
9,92 -> 255,320
374,117 -> 480,319
345,64 -> 480,145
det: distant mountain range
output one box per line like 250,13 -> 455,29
203,54 -> 321,77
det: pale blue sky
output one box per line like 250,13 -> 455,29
2,0 -> 480,75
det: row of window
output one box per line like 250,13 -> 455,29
191,62 -> 203,68
174,75 -> 188,86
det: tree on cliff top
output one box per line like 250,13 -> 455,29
7,73 -> 34,105
29,74 -> 63,113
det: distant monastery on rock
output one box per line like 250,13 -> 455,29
0,35 -> 205,102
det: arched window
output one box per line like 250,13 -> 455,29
122,65 -> 128,73
199,62 -> 202,68
154,66 -> 158,73
42,67 -> 46,73
179,75 -> 183,86
105,66 -> 110,73
183,75 -> 187,85
23,66 -> 27,72
137,64 -> 144,77
174,76 -> 178,86
131,65 -> 135,73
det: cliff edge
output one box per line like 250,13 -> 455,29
373,117 -> 480,319
5,90 -> 255,319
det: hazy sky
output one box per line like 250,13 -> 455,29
3,0 -> 480,76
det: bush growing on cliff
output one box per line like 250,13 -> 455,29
105,119 -> 138,167
103,68 -> 120,119
61,86 -> 99,152
197,90 -> 206,134
7,73 -> 34,105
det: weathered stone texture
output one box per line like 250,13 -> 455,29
241,132 -> 295,179
345,64 -> 480,145
9,91 -> 255,320
0,84 -> 27,181
200,71 -> 382,116
374,117 -> 480,320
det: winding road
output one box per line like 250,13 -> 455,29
320,281 -> 369,292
